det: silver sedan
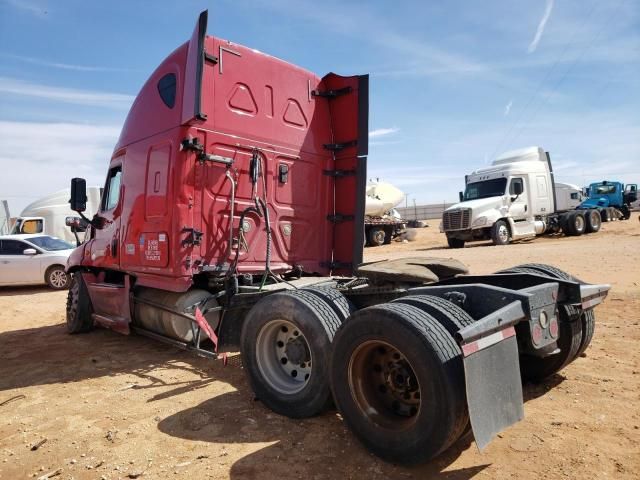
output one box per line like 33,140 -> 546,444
0,234 -> 75,289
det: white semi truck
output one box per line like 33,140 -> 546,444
11,188 -> 101,244
441,147 -> 608,248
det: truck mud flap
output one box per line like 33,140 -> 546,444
456,301 -> 526,450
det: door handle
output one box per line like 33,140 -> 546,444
524,205 -> 527,212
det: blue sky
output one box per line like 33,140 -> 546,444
1,0 -> 638,213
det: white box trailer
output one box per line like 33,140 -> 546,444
11,187 -> 101,243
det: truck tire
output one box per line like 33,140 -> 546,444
496,266 -> 547,275
66,274 -> 94,333
383,226 -> 393,244
301,286 -> 355,322
620,205 -> 631,220
391,295 -> 474,438
392,295 -> 474,335
507,263 -> 578,281
599,208 -> 610,222
519,307 -> 582,382
447,236 -> 465,249
367,227 -> 386,247
240,290 -> 343,418
45,265 -> 70,290
565,211 -> 586,236
330,303 -> 467,464
576,309 -> 596,357
584,210 -> 602,233
491,220 -> 510,245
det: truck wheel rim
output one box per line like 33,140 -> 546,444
256,319 -> 312,394
50,270 -> 67,288
348,340 -> 421,431
575,216 -> 585,231
498,225 -> 509,242
591,212 -> 600,228
374,231 -> 385,244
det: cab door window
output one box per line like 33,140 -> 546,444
103,166 -> 122,211
510,178 -> 524,195
20,219 -> 43,234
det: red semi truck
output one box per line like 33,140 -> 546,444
66,11 -> 610,464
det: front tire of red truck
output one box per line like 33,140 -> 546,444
241,290 -> 343,418
66,273 -> 94,334
330,303 -> 467,464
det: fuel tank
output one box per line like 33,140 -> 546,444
133,287 -> 219,342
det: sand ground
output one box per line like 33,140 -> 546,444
1,214 -> 638,479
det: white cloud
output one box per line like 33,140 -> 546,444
0,77 -> 134,109
1,54 -> 132,72
369,127 -> 399,138
528,0 -> 554,53
0,121 -> 120,213
3,0 -> 48,18
504,100 -> 513,116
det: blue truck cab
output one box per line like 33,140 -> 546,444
580,180 -> 637,220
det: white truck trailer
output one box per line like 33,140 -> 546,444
11,188 -> 101,244
441,147 -> 605,248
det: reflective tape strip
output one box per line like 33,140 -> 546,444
581,294 -> 604,309
461,326 -> 516,357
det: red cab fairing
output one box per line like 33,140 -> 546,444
69,10 -> 368,291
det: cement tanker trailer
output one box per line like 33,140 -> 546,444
365,181 -> 406,246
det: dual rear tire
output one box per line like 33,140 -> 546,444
240,288 -> 351,418
562,211 -> 586,236
585,210 -> 602,233
331,301 -> 468,464
241,290 -> 470,464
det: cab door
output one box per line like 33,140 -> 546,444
624,184 -> 638,203
508,177 -> 528,220
89,160 -> 124,269
0,239 -> 42,284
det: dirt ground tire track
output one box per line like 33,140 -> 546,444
240,290 -> 343,418
331,302 -> 468,464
